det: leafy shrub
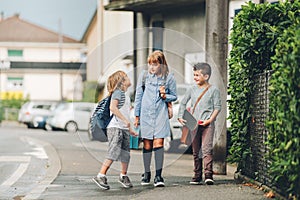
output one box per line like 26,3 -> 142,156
267,21 -> 300,198
228,1 -> 300,198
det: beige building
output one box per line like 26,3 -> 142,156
82,1 -> 133,98
0,15 -> 86,101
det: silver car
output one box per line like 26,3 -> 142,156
46,102 -> 95,132
18,101 -> 58,129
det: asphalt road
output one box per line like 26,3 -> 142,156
0,123 -> 269,200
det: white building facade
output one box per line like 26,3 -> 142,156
0,15 -> 86,101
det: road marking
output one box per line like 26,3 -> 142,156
0,156 -> 31,194
1,163 -> 29,186
0,156 -> 30,162
21,136 -> 61,200
24,147 -> 48,159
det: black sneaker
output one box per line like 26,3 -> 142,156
92,176 -> 110,190
119,175 -> 133,188
204,178 -> 214,185
189,176 -> 202,185
141,172 -> 151,185
154,176 -> 165,187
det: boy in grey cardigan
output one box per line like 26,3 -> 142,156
178,62 -> 221,185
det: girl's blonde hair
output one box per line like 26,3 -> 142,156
107,70 -> 127,96
147,50 -> 169,77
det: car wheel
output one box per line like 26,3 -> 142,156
45,124 -> 52,131
65,121 -> 78,133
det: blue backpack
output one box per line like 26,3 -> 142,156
88,96 -> 113,142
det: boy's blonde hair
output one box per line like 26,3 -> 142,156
147,50 -> 169,77
107,70 -> 127,96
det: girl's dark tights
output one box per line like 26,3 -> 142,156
143,138 -> 164,177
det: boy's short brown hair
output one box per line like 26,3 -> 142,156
193,62 -> 211,79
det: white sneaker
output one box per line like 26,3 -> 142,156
205,178 -> 214,185
178,143 -> 188,149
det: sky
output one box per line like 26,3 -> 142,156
0,0 -> 98,40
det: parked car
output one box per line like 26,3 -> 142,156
46,102 -> 95,132
18,101 -> 58,129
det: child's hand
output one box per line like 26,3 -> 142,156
134,116 -> 140,127
129,128 -> 139,137
199,119 -> 210,127
159,85 -> 166,93
124,120 -> 130,128
159,86 -> 166,99
178,118 -> 186,126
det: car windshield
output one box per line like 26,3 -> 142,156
54,103 -> 69,113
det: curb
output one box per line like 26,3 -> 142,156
21,136 -> 61,200
234,172 -> 286,200
0,120 -> 27,128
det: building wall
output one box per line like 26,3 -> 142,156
86,9 -> 133,84
0,42 -> 85,101
0,43 -> 85,63
163,5 -> 206,83
136,4 -> 206,84
1,71 -> 82,101
24,47 -> 83,63
86,16 -> 100,81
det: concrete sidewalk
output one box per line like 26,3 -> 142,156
1,123 -> 270,200
39,149 -> 270,200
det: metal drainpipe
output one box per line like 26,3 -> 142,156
133,12 -> 137,91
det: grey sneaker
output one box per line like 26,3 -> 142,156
92,176 -> 110,190
119,175 -> 133,188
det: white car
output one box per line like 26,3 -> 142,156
46,102 -> 95,132
164,84 -> 192,152
18,101 -> 58,129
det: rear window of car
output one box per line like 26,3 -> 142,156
75,106 -> 93,112
32,104 -> 52,110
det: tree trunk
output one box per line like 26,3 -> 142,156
205,0 -> 229,175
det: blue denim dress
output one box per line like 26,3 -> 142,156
134,70 -> 177,139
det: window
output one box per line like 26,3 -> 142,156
8,49 -> 23,61
152,21 -> 164,52
8,49 -> 23,57
6,77 -> 24,91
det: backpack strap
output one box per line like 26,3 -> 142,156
142,70 -> 147,91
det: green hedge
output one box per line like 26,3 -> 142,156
228,1 -> 300,198
81,81 -> 105,103
0,98 -> 28,122
267,21 -> 300,197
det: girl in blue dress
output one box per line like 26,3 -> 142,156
134,50 -> 177,187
